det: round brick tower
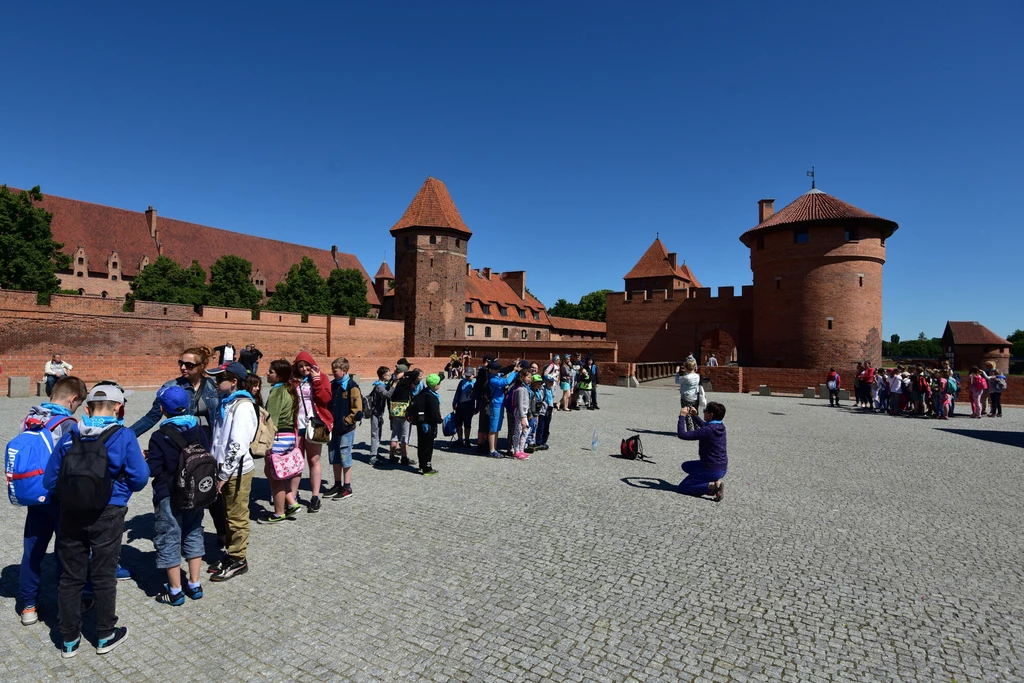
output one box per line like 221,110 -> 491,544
739,188 -> 898,370
390,177 -> 472,358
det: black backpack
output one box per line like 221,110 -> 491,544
620,435 -> 644,460
406,392 -> 425,426
473,367 -> 492,407
57,426 -> 120,511
158,425 -> 219,511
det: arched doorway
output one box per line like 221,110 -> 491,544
700,328 -> 737,365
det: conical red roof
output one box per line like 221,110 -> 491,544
390,177 -> 472,236
623,238 -> 701,286
374,261 -> 393,279
739,189 -> 897,246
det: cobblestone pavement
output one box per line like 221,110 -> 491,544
0,383 -> 1021,682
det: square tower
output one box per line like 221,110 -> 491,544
390,177 -> 472,357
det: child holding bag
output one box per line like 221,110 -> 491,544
292,352 -> 333,512
261,359 -> 302,524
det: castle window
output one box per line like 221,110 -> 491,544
429,301 -> 433,311
521,330 -> 527,340
429,235 -> 437,244
502,328 -> 509,339
793,229 -> 809,244
826,317 -> 834,330
756,235 -> 764,250
112,275 -> 118,281
77,289 -> 84,295
880,236 -> 886,247
485,327 -> 492,338
845,227 -> 858,242
481,304 -> 491,314
77,271 -> 83,277
465,302 -> 473,313
498,306 -> 508,316
532,311 -> 540,321
775,277 -> 781,290
77,257 -> 84,264
456,239 -> 461,248
111,261 -> 118,269
430,259 -> 434,270
101,291 -> 108,299
535,331 -> 541,340
467,325 -> 475,337
518,309 -> 526,319
858,274 -> 864,287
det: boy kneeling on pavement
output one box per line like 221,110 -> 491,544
676,401 -> 728,502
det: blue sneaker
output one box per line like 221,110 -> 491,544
156,584 -> 185,606
182,583 -> 203,600
61,637 -> 81,659
96,626 -> 128,654
489,450 -> 503,458
115,565 -> 131,581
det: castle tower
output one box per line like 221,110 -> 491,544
739,188 -> 898,369
390,177 -> 472,357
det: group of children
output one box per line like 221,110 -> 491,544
833,359 -> 1008,419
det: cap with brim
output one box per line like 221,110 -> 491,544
156,385 -> 190,415
488,360 -> 502,370
531,374 -> 543,383
396,364 -> 410,373
207,361 -> 249,379
92,380 -> 134,398
86,385 -> 126,404
426,374 -> 441,388
464,367 -> 477,377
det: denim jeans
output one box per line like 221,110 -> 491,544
153,497 -> 205,570
57,505 -> 126,640
678,461 -> 726,497
19,501 -> 61,605
329,429 -> 356,467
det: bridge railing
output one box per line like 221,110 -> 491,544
633,362 -> 682,383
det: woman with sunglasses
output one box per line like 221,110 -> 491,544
130,347 -> 221,440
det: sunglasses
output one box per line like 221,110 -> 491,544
178,360 -> 198,369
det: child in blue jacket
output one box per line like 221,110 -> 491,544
676,401 -> 728,502
44,384 -> 148,658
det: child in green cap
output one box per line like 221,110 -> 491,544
409,373 -> 444,475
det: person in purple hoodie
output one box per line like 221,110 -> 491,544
676,401 -> 728,502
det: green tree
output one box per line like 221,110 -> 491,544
548,298 -> 580,319
326,267 -> 370,317
576,289 -> 613,322
266,256 -> 331,315
126,256 -> 207,307
0,185 -> 72,298
207,255 -> 263,309
1008,329 -> 1024,359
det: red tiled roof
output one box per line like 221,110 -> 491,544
374,261 -> 394,280
944,321 -> 1010,346
465,269 -> 549,325
740,189 -> 898,246
19,188 -> 379,307
548,316 -> 606,334
623,238 -> 701,286
390,177 -> 472,236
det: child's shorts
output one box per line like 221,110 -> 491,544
154,497 -> 205,570
328,429 -> 355,467
487,404 -> 504,433
560,382 -> 570,392
390,417 -> 411,444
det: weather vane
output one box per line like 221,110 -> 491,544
807,166 -> 816,190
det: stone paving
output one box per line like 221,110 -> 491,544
0,382 -> 1021,682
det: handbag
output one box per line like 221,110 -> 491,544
267,431 -> 304,480
301,385 -> 332,444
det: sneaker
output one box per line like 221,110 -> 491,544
421,468 -> 439,476
156,585 -> 185,606
210,558 -> 248,582
308,496 -> 322,513
489,450 -> 503,458
20,606 -> 38,626
525,445 -> 536,454
538,444 -> 549,451
96,626 -> 129,655
593,406 -> 600,410
284,502 -> 302,517
182,583 -> 203,600
61,637 -> 81,659
207,556 -> 228,574
322,484 -> 341,497
115,565 -> 131,581
259,513 -> 288,524
334,485 -> 354,501
369,455 -> 379,466
713,481 -> 725,503
513,451 -> 530,460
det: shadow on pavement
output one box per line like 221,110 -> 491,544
938,428 -> 1024,449
621,477 -> 677,492
627,428 -> 678,437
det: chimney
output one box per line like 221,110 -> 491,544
482,267 -> 491,280
503,271 -> 526,300
667,252 -> 677,270
331,245 -> 339,267
145,206 -> 157,238
758,199 -> 775,223
466,263 -> 471,276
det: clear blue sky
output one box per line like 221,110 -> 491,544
3,1 -> 1021,340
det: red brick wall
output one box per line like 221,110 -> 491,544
393,229 -> 467,357
0,291 -> 404,389
434,340 -> 618,364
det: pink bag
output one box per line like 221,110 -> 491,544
267,431 -> 304,480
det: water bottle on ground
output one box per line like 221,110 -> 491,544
591,429 -> 598,452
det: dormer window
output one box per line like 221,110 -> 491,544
518,309 -> 526,319
111,261 -> 118,269
498,306 -> 508,316
465,302 -> 473,313
78,257 -> 84,264
481,304 -> 491,314
532,311 -> 540,321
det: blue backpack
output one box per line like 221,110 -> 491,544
6,415 -> 76,506
442,412 -> 457,437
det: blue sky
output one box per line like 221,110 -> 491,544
3,1 -> 1021,339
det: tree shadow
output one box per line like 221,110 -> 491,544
938,428 -> 1024,449
621,477 -> 677,492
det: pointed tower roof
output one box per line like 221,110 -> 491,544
623,238 -> 700,286
374,261 -> 393,280
389,177 -> 472,236
739,188 -> 898,246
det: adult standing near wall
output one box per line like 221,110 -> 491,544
707,354 -> 719,367
675,359 -> 702,431
213,342 -> 236,366
43,353 -> 73,397
238,344 -> 263,376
